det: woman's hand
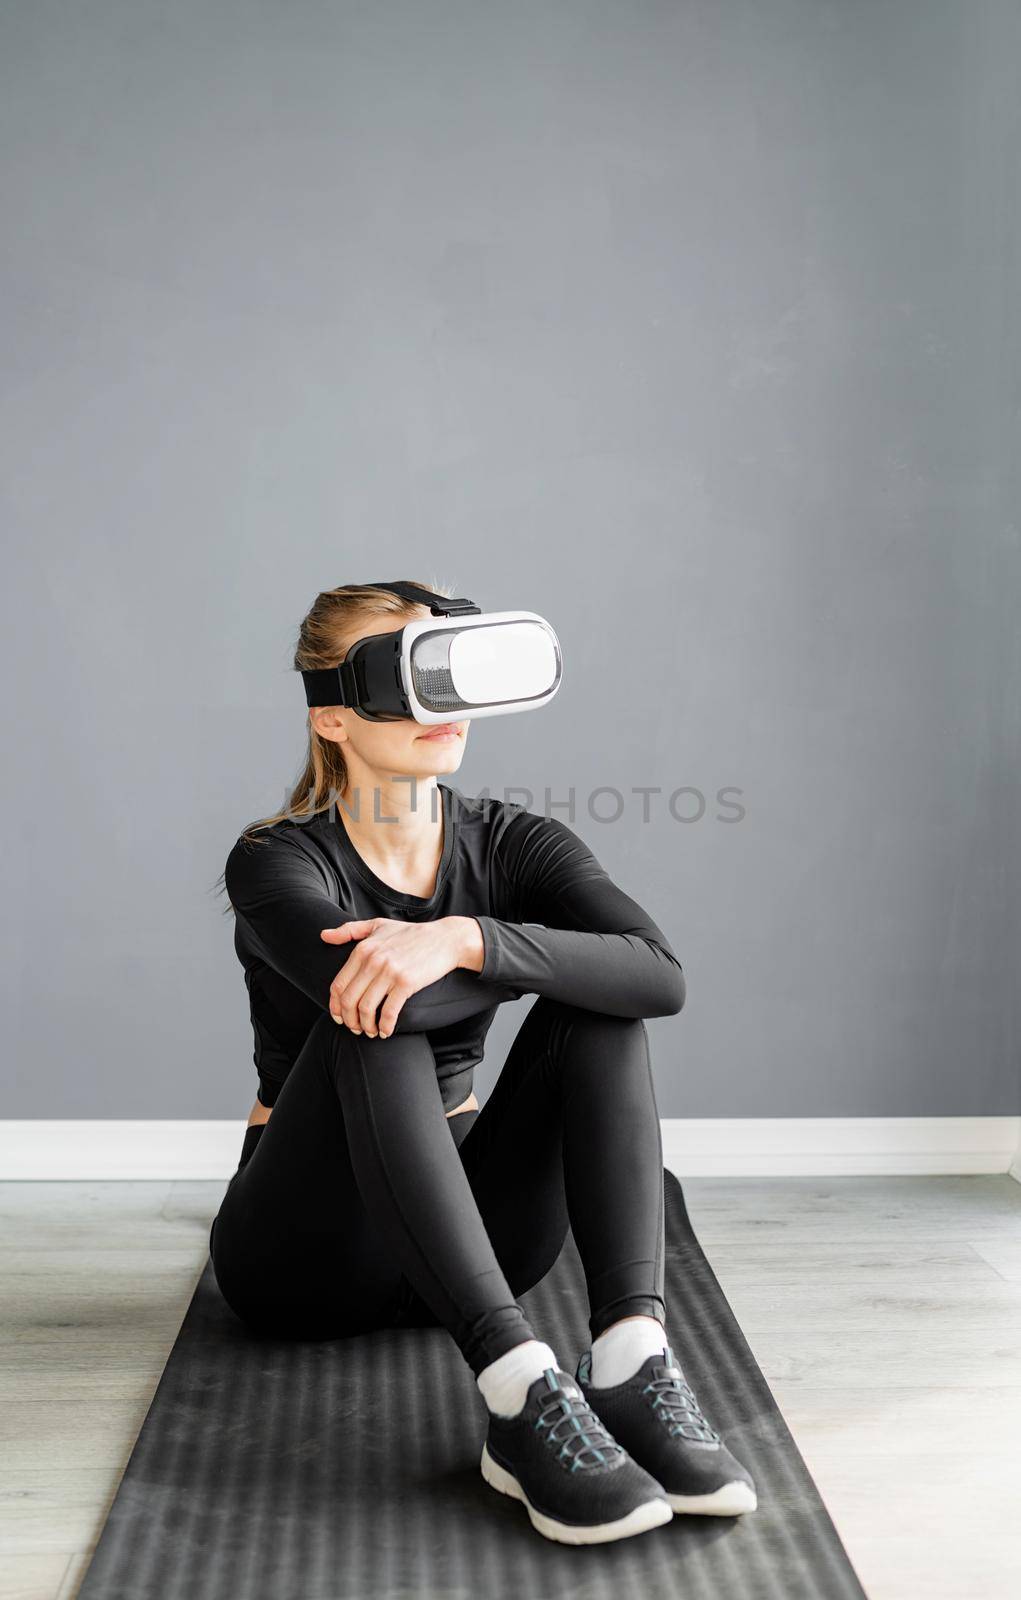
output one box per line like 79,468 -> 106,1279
319,915 -> 484,1037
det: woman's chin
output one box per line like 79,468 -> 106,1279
411,737 -> 466,774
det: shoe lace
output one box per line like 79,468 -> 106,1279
644,1373 -> 720,1444
533,1382 -> 627,1471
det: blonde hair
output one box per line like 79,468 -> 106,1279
213,575 -> 458,906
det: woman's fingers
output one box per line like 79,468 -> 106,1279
326,920 -> 452,1035
325,923 -> 384,1025
331,947 -> 413,1038
330,943 -> 397,1033
329,945 -> 369,1027
355,955 -> 394,1037
376,983 -> 413,1038
320,919 -> 377,944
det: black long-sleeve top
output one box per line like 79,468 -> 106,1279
223,781 -> 686,1111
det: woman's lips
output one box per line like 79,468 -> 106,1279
417,723 -> 463,740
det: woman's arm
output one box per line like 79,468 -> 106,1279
223,831 -> 524,1030
470,810 -> 686,1019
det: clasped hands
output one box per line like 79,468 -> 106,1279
320,914 -> 485,1037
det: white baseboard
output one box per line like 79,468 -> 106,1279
661,1116 -> 1021,1178
0,1116 -> 1018,1181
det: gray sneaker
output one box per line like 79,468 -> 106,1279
575,1344 -> 757,1516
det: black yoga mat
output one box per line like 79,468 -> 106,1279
77,1170 -> 868,1600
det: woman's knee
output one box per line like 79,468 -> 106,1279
302,1008 -> 433,1074
302,1007 -> 354,1060
539,1000 -> 648,1058
296,1009 -> 392,1100
547,1006 -> 652,1098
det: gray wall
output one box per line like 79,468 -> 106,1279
2,0 -> 1017,1119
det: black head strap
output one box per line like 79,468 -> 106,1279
357,580 -> 481,617
299,580 -> 481,706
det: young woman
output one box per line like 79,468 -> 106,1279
209,578 -> 756,1546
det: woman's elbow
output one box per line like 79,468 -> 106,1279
654,963 -> 686,1017
672,966 -> 687,1013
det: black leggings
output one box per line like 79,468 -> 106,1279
209,994 -> 667,1378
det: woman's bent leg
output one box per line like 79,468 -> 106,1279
454,996 -> 666,1344
320,1014 -> 538,1374
210,1011 -> 539,1375
209,1036 -> 410,1339
556,1006 -> 666,1340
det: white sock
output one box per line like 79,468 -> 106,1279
476,1339 -> 561,1417
589,1315 -> 671,1388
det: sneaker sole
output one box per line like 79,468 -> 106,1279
480,1442 -> 673,1545
666,1481 -> 758,1516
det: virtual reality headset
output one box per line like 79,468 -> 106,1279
300,580 -> 563,724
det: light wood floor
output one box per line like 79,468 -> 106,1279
2,1174 -> 1019,1600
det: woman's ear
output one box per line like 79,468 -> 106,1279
310,707 -> 348,744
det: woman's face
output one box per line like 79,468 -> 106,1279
310,614 -> 469,783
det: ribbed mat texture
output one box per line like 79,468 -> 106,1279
77,1171 -> 868,1599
